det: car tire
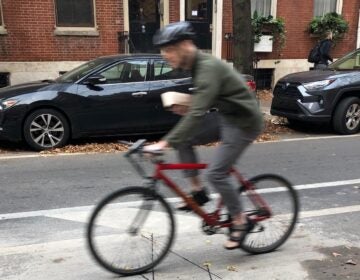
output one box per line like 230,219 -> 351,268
23,109 -> 70,151
333,97 -> 360,135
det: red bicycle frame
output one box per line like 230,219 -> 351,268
154,162 -> 272,228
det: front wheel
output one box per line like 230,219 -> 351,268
87,187 -> 175,276
239,174 -> 299,254
23,109 -> 70,151
333,97 -> 360,134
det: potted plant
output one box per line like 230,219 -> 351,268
252,12 -> 286,52
308,12 -> 349,40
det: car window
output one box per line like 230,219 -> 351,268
329,50 -> 360,70
154,61 -> 191,80
56,57 -> 112,83
99,60 -> 148,83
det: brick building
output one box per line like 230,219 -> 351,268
0,0 -> 359,87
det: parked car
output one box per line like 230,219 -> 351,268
0,54 -> 256,151
271,48 -> 360,134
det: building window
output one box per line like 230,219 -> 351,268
254,68 -> 274,90
251,0 -> 272,17
314,0 -> 337,16
55,0 -> 95,27
186,0 -> 208,21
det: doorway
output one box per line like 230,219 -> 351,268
185,0 -> 212,50
128,0 -> 161,53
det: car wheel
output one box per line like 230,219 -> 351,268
23,109 -> 70,151
333,97 -> 360,135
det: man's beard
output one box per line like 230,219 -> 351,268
178,54 -> 190,70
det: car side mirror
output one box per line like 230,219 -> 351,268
84,75 -> 107,85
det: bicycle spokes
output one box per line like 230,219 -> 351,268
239,174 -> 299,254
87,187 -> 175,276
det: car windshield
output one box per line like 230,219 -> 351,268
56,58 -> 113,83
328,49 -> 360,71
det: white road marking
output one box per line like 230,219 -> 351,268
0,134 -> 359,160
0,152 -> 97,160
257,134 -> 360,143
300,204 -> 360,219
1,178 -> 359,221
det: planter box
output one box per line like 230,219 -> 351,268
254,35 -> 273,52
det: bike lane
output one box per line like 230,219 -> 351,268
1,180 -> 360,280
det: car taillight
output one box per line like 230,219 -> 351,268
246,80 -> 256,92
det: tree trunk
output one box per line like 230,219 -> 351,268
232,0 -> 253,75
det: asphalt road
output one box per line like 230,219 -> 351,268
0,134 -> 360,279
0,134 -> 359,213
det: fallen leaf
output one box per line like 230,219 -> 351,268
332,252 -> 342,257
203,262 -> 212,267
256,89 -> 273,102
227,265 -> 238,272
346,259 -> 357,265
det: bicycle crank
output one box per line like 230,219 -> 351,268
201,221 -> 219,235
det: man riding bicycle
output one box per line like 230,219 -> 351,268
145,21 -> 263,250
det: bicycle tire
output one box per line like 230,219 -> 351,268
239,174 -> 299,254
87,186 -> 175,276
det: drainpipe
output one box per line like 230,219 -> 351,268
123,0 -> 130,53
357,9 -> 360,48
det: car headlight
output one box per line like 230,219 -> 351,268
0,99 -> 19,110
303,79 -> 335,91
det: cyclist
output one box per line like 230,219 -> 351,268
145,21 -> 263,250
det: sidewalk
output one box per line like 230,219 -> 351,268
259,97 -> 272,116
0,202 -> 343,280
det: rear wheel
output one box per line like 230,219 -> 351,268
87,187 -> 175,276
239,174 -> 299,254
333,97 -> 360,134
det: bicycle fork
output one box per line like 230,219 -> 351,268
128,180 -> 158,235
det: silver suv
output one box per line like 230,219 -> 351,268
271,48 -> 360,134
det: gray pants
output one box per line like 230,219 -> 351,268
176,112 -> 261,217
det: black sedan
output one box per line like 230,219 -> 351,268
0,54 -> 257,151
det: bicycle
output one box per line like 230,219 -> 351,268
87,139 -> 299,276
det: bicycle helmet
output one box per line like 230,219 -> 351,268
153,21 -> 195,48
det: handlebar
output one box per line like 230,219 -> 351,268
120,139 -> 164,157
119,139 -> 163,179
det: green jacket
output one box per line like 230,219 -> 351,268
164,51 -> 264,147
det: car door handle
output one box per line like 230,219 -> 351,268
131,91 -> 148,97
188,87 -> 197,91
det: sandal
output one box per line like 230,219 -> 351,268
224,220 -> 253,250
177,189 -> 210,212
